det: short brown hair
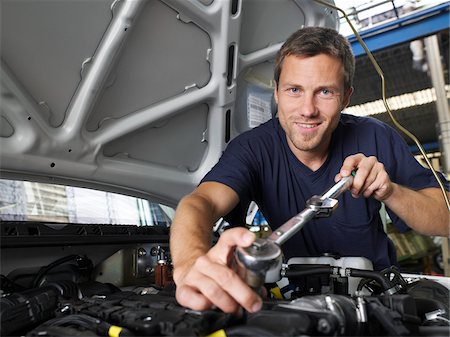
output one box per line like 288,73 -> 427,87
274,27 -> 355,91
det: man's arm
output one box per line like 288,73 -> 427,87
382,185 -> 449,236
337,153 -> 449,236
170,181 -> 263,314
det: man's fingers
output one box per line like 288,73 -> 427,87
340,153 -> 364,177
340,154 -> 393,200
368,171 -> 393,200
176,229 -> 262,314
196,255 -> 262,313
175,259 -> 240,313
357,167 -> 377,197
208,227 -> 255,264
176,284 -> 213,311
360,162 -> 382,197
349,156 -> 376,196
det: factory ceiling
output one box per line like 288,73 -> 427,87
348,29 -> 449,152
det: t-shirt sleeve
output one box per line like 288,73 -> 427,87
200,136 -> 261,220
381,125 -> 449,231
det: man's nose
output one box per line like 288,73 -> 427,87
299,93 -> 318,117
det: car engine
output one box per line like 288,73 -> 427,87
1,232 -> 449,337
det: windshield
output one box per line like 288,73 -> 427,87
0,179 -> 174,226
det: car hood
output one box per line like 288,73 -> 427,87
0,0 -> 338,207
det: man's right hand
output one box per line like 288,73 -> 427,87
173,227 -> 263,314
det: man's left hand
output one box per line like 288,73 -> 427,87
336,153 -> 394,201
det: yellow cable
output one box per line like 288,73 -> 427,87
313,0 -> 450,211
270,287 -> 284,299
108,325 -> 123,337
206,329 -> 228,337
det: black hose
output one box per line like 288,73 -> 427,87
225,325 -> 282,337
348,268 -> 392,291
0,274 -> 26,292
357,278 -> 377,293
32,254 -> 80,288
284,266 -> 334,279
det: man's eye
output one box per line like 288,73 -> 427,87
318,88 -> 334,98
289,88 -> 299,94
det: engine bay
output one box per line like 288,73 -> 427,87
1,222 -> 449,337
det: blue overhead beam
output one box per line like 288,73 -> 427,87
348,2 -> 450,57
409,142 -> 439,154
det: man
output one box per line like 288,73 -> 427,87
170,27 -> 449,315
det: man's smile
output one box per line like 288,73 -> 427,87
294,122 -> 322,131
298,123 -> 319,128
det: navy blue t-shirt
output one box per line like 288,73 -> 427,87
202,114 -> 448,270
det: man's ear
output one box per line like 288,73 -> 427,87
342,86 -> 354,110
273,80 -> 279,104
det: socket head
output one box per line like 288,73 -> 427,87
235,239 -> 283,288
235,238 -> 282,272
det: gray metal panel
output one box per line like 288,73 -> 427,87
198,0 -> 214,5
103,104 -> 208,171
0,0 -> 338,205
0,116 -> 14,138
240,0 -> 337,55
240,0 -> 306,55
88,0 -> 211,131
1,0 -> 113,127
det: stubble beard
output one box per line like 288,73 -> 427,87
283,117 -> 324,152
290,131 -> 321,152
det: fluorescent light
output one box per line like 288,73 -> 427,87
344,85 -> 450,117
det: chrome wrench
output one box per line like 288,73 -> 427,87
235,173 -> 355,289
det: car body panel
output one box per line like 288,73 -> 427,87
1,0 -> 338,206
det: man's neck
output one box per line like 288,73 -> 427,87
287,139 -> 330,172
297,151 -> 328,171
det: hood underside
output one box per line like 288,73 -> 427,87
0,0 -> 338,207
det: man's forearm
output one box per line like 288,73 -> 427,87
170,182 -> 240,283
383,185 -> 449,236
170,194 -> 216,281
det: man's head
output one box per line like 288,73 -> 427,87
273,27 -> 355,167
274,27 -> 355,92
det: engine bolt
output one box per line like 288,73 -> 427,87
317,318 -> 332,334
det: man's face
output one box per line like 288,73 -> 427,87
274,54 -> 352,161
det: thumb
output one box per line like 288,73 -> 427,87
208,227 -> 256,264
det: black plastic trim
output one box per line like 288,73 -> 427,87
0,221 -> 169,248
225,109 -> 231,143
226,44 -> 235,86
